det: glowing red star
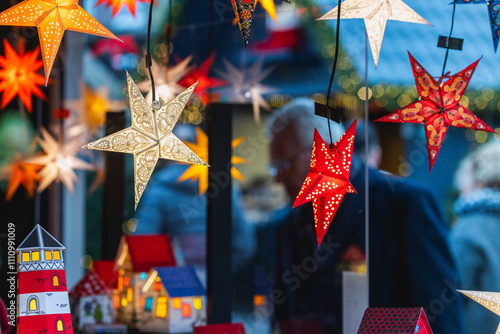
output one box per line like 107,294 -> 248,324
95,0 -> 150,17
375,52 -> 495,171
293,120 -> 357,246
178,54 -> 227,105
0,38 -> 46,112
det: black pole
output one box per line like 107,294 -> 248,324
101,111 -> 126,259
206,103 -> 233,324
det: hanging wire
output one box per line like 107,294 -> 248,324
441,1 -> 457,77
325,0 -> 342,146
166,0 -> 173,59
145,0 -> 156,103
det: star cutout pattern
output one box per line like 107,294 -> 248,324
232,0 -> 256,47
82,72 -> 208,209
0,0 -> 120,84
177,127 -> 247,194
137,55 -> 193,104
0,38 -> 46,112
318,0 -> 430,67
293,120 -> 357,246
375,52 -> 495,171
26,127 -> 94,193
95,0 -> 150,17
454,0 -> 500,52
458,290 -> 500,333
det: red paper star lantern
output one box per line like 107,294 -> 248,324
0,38 -> 46,112
375,52 -> 495,171
95,0 -> 150,17
293,120 -> 357,246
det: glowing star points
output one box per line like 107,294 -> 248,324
458,290 -> 500,334
0,38 -> 46,112
0,162 -> 42,201
82,72 -> 208,209
177,127 -> 247,194
318,0 -> 430,67
293,120 -> 357,246
0,0 -> 120,85
96,0 -> 150,17
375,52 -> 495,171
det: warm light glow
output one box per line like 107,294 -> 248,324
194,297 -> 203,310
114,294 -> 120,309
172,297 -> 181,309
56,319 -> 63,331
0,38 -> 46,112
118,276 -> 123,291
45,251 -> 52,261
140,294 -> 145,308
31,251 -> 40,261
156,296 -> 167,318
254,295 -> 265,306
4,162 -> 42,201
121,297 -> 127,307
53,251 -> 61,260
124,276 -> 130,288
96,0 -> 151,17
154,276 -> 161,291
29,299 -> 37,311
182,303 -> 191,317
22,252 -> 29,262
127,288 -> 133,302
53,275 -> 59,287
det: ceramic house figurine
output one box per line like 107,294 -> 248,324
69,270 -> 113,329
16,224 -> 74,333
194,323 -> 246,334
139,266 -> 205,333
357,308 -> 433,334
114,235 -> 176,325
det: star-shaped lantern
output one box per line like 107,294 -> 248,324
214,58 -> 274,122
26,128 -> 94,193
177,127 -> 247,194
318,0 -> 430,67
96,0 -> 150,17
375,52 -> 495,171
232,0 -> 256,47
0,38 -> 46,112
458,290 -> 500,333
0,0 -> 120,85
82,72 -> 208,209
293,120 -> 357,246
178,54 -> 227,105
0,161 -> 42,201
454,0 -> 500,52
137,55 -> 193,104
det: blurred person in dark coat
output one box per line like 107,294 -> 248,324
265,98 -> 465,334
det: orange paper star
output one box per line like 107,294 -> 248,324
1,161 -> 42,201
0,38 -> 46,112
0,0 -> 120,85
293,121 -> 357,245
96,0 -> 150,17
177,127 -> 247,194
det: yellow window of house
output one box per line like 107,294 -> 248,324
53,275 -> 59,287
121,297 -> 127,307
194,297 -> 202,310
31,251 -> 40,261
29,299 -> 37,311
22,252 -> 30,262
172,297 -> 181,309
53,251 -> 61,260
127,288 -> 133,302
56,319 -> 63,331
45,251 -> 52,261
156,296 -> 167,318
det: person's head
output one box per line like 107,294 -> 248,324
454,141 -> 500,195
265,98 -> 345,200
352,120 -> 382,168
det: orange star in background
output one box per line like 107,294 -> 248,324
0,0 -> 120,85
0,38 -> 46,112
1,162 -> 42,201
96,0 -> 151,17
177,127 -> 247,194
179,54 -> 227,105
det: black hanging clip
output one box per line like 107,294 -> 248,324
437,35 -> 464,51
315,102 -> 341,123
145,52 -> 153,68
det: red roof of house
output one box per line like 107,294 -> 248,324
93,260 -> 118,290
69,271 -> 111,298
194,323 -> 245,334
126,235 -> 176,273
357,308 -> 433,334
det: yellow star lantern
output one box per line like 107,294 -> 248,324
82,72 -> 208,209
177,127 -> 247,194
0,0 -> 120,85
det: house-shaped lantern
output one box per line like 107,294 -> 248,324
139,266 -> 206,333
114,235 -> 176,325
93,260 -> 118,291
16,224 -> 73,333
357,308 -> 433,334
194,323 -> 246,334
69,270 -> 114,329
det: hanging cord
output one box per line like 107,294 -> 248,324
166,0 -> 173,59
145,0 -> 156,103
325,0 -> 342,147
441,2 -> 457,77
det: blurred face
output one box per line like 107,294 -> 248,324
270,127 -> 311,201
